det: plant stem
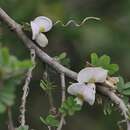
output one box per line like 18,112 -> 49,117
57,73 -> 66,130
19,49 -> 36,126
7,107 -> 15,130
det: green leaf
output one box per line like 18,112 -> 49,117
46,115 -> 59,127
90,53 -> 119,75
122,89 -> 130,96
91,53 -> 98,65
59,96 -> 82,116
0,93 -> 15,106
68,110 -> 74,116
0,81 -> 16,108
0,102 -> 6,113
40,115 -> 59,127
0,47 -> 31,114
98,55 -> 110,67
1,47 -> 9,65
40,80 -> 56,92
15,60 -> 32,69
117,77 -> 130,96
40,116 -> 48,125
73,104 -> 81,111
107,64 -> 119,75
124,82 -> 130,89
16,125 -> 29,130
122,96 -> 129,105
117,77 -> 125,91
58,52 -> 67,60
103,101 -> 113,116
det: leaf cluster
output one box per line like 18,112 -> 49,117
40,80 -> 56,93
103,100 -> 114,116
0,47 -> 32,80
40,115 -> 59,127
59,96 -> 81,116
91,53 -> 119,75
117,77 -> 130,104
0,47 -> 32,113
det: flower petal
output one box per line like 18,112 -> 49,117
67,83 -> 96,106
30,21 -> 39,40
34,16 -> 53,32
67,83 -> 85,95
35,33 -> 48,47
82,83 -> 96,105
77,67 -> 108,83
31,16 -> 53,40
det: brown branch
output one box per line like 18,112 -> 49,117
0,7 -> 129,129
60,73 -> 66,103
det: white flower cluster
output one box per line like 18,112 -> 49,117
30,16 -> 53,47
30,17 -> 108,107
68,67 -> 108,106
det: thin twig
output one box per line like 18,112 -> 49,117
19,49 -> 36,126
7,107 -> 15,130
0,7 -> 129,129
43,65 -> 56,130
57,73 -> 66,130
54,17 -> 100,27
60,73 -> 66,103
48,91 -> 55,114
43,65 -> 56,115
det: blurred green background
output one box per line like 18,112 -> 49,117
0,0 -> 130,130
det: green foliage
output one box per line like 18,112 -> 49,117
0,47 -> 32,80
0,81 -> 16,112
0,47 -> 32,113
103,100 -> 113,115
54,52 -> 70,67
22,22 -> 31,31
117,77 -> 130,95
16,125 -> 29,130
59,96 -> 81,116
0,102 -> 6,113
117,77 -> 130,104
91,53 -> 119,75
40,115 -> 59,127
40,80 -> 56,93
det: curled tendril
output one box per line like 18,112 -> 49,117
54,17 -> 101,27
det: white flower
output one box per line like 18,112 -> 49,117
67,67 -> 108,106
77,67 -> 108,83
31,16 -> 53,40
35,33 -> 48,47
67,83 -> 96,105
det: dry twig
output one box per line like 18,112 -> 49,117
57,73 -> 66,130
19,49 -> 36,126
